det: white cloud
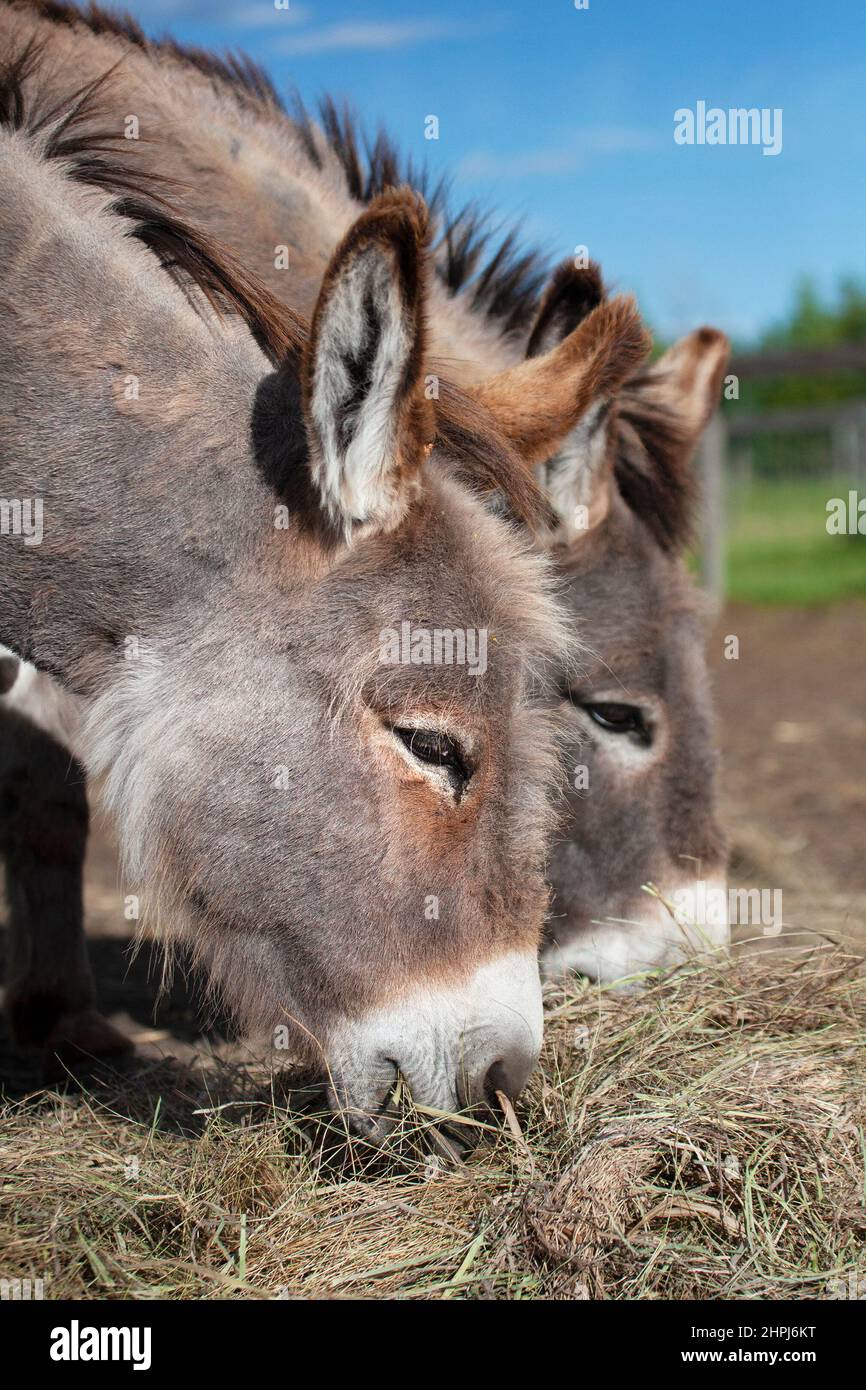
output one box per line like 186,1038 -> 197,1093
125,4 -> 503,53
580,127 -> 663,155
273,17 -> 487,55
459,128 -> 663,180
126,0 -> 311,29
236,1 -> 312,25
460,149 -> 581,179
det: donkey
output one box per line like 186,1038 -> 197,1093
2,2 -> 730,991
519,263 -> 731,980
0,45 -> 649,1127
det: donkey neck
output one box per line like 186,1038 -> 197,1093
0,147 -> 289,695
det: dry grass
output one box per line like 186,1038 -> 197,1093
1,943 -> 865,1300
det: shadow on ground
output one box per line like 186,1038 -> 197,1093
0,928 -> 229,1104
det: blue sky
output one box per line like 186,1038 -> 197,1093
126,0 -> 863,344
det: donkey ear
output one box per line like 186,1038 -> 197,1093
469,294 -> 651,468
524,261 -> 613,544
630,327 -> 730,438
526,260 -> 606,359
303,189 -> 434,536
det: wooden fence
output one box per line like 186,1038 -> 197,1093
697,343 -> 866,599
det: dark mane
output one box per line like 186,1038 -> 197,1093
0,38 -> 307,364
10,0 -> 547,334
291,95 -> 550,336
0,40 -> 550,530
8,0 -> 284,111
614,386 -> 696,552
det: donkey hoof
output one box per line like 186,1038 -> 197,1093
43,1009 -> 134,1060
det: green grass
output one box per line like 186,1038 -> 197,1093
723,478 -> 866,605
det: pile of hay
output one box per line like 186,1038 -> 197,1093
1,945 -> 864,1299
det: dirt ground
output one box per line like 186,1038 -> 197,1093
710,602 -> 865,948
0,602 -> 864,1084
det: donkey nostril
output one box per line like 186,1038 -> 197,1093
485,1058 -> 519,1104
325,1056 -> 399,1140
457,1047 -> 535,1111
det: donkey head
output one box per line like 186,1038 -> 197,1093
66,187 -> 648,1129
513,261 -> 731,983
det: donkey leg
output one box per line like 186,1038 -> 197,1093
0,701 -> 131,1058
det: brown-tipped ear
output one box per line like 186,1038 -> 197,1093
303,187 -> 435,536
525,261 -> 615,547
526,259 -> 606,358
469,295 -> 651,467
629,327 -> 730,438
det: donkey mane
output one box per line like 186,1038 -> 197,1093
8,0 -> 283,111
614,386 -> 696,552
0,39 -> 550,529
6,0 -> 696,545
292,94 -> 550,336
0,38 -> 307,364
9,0 -> 550,336
306,110 -> 698,545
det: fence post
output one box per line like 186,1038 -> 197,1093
831,416 -> 863,480
698,412 -> 727,602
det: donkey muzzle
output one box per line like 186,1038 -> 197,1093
323,950 -> 543,1139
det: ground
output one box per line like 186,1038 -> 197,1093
712,601 -> 865,948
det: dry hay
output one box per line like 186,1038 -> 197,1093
1,943 -> 864,1300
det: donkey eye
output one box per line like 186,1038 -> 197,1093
583,702 -> 651,744
392,727 -> 471,786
